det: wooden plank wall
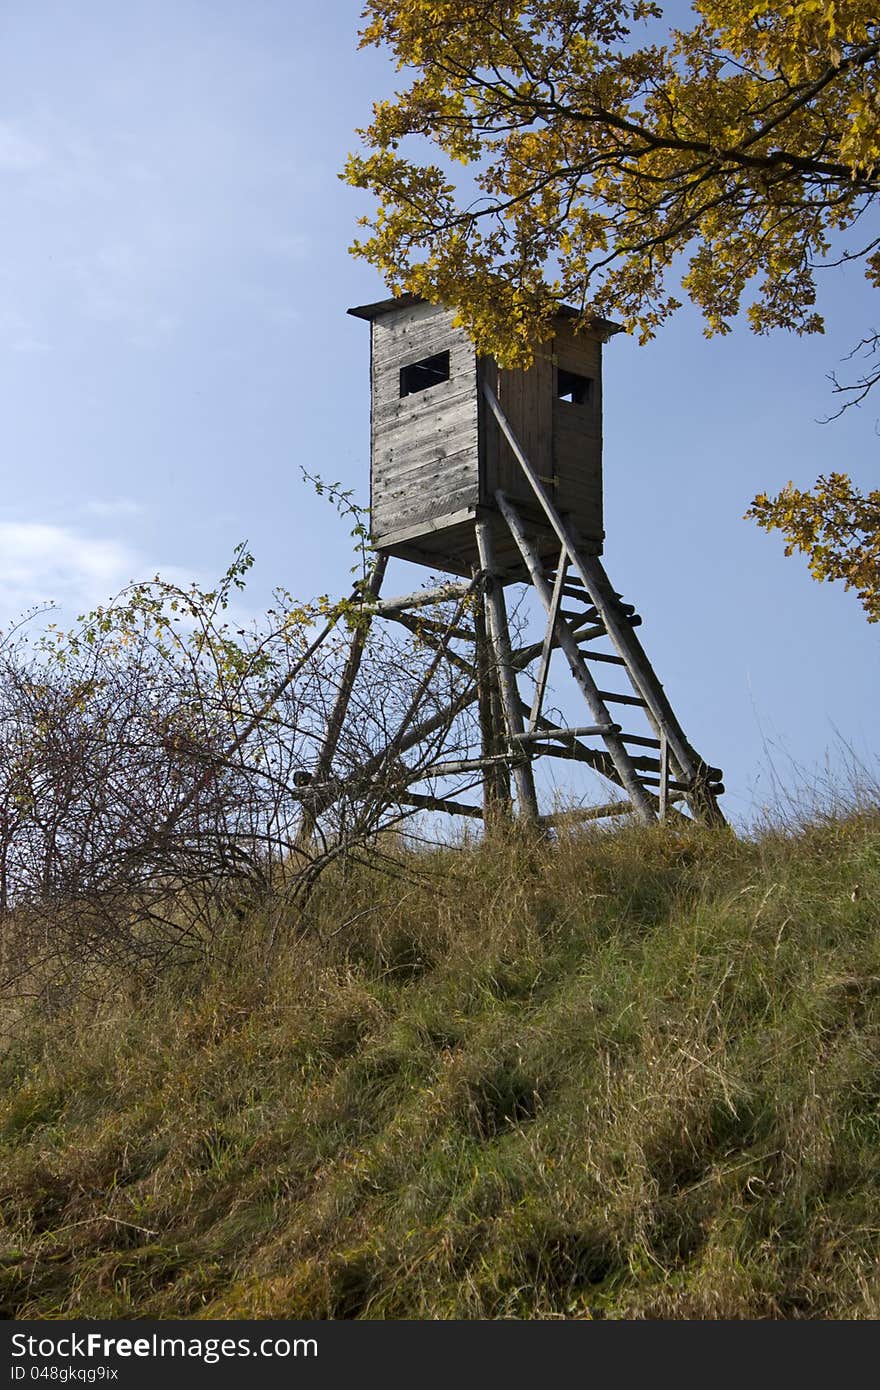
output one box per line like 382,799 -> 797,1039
481,324 -> 603,547
552,323 -> 603,546
371,301 -> 479,544
480,352 -> 553,508
368,302 -> 604,568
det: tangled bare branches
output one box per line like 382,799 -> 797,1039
0,546 -> 481,990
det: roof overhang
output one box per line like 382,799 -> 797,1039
347,293 -> 622,338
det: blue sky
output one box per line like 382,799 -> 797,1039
0,0 -> 877,825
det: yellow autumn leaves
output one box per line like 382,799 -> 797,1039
344,1 -> 879,616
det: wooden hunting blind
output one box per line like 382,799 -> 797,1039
297,292 -> 726,841
348,294 -> 617,579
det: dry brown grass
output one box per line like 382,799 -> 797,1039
1,810 -> 879,1318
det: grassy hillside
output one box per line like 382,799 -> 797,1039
1,811 -> 879,1319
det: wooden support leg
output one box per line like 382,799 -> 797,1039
495,493 -> 657,825
474,519 -> 540,823
481,378 -> 725,830
529,547 -> 568,731
472,566 -> 512,826
659,732 -> 669,823
576,549 -> 725,826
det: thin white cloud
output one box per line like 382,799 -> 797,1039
0,308 -> 50,356
0,521 -> 240,632
0,120 -> 47,172
0,82 -> 318,351
84,498 -> 145,519
10,336 -> 50,355
0,522 -> 137,619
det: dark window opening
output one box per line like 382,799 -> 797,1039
400,350 -> 450,397
556,368 -> 592,405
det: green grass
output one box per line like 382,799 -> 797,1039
1,810 -> 879,1318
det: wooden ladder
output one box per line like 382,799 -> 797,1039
483,380 -> 725,827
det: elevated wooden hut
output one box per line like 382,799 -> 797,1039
348,294 -> 620,579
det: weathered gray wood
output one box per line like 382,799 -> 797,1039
370,301 -> 479,553
360,299 -> 608,567
373,449 -> 476,490
579,649 -> 627,666
373,394 -> 477,447
513,724 -> 619,742
374,345 -> 475,398
528,548 -> 568,731
641,774 -> 722,794
373,324 -> 473,370
372,347 -> 469,389
376,490 -> 480,528
494,489 -> 657,824
572,622 -> 611,644
542,800 -> 633,825
421,752 -> 529,777
482,379 -> 724,825
574,548 -> 724,824
374,445 -> 477,500
474,518 -> 540,823
472,564 -> 512,823
595,689 -> 648,707
659,731 -> 669,822
374,490 -> 480,539
340,296 -> 726,834
542,792 -> 685,828
374,481 -> 479,528
554,318 -> 603,362
397,792 -> 483,819
524,740 -> 621,780
553,430 -> 602,458
373,506 -> 478,550
372,306 -> 466,363
365,579 -> 473,616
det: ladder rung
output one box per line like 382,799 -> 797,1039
570,617 -> 642,646
514,723 -> 620,743
597,690 -> 647,707
579,650 -> 627,665
643,777 -> 726,796
543,580 -> 586,598
630,755 -> 663,773
587,603 -> 635,620
592,614 -> 643,629
561,586 -> 626,605
547,574 -> 624,602
639,775 -> 694,793
632,753 -> 716,777
634,757 -> 723,784
563,602 -> 636,623
570,623 -> 605,643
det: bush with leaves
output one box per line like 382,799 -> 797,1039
0,542 -> 482,989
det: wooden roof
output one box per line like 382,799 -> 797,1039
347,293 -> 621,337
